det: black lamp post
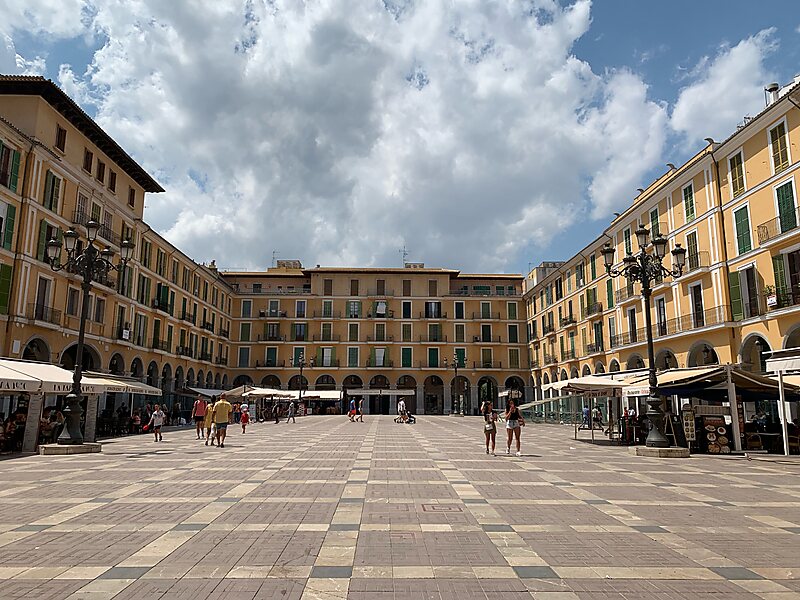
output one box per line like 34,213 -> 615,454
46,221 -> 134,444
447,351 -> 465,415
601,224 -> 686,448
295,351 -> 313,407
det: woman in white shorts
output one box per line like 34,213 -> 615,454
504,399 -> 525,456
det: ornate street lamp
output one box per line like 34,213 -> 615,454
601,226 -> 686,447
295,351 -> 313,408
447,351 -> 465,416
46,222 -> 134,444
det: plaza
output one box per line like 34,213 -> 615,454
0,416 -> 798,599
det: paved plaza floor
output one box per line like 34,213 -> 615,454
0,416 -> 798,599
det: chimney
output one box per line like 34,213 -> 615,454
765,83 -> 780,106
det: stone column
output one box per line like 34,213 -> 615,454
469,385 -> 479,416
443,383 -> 452,414
389,384 -> 398,415
416,386 -> 425,415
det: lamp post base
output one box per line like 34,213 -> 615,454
645,394 -> 670,448
628,446 -> 689,458
57,393 -> 84,445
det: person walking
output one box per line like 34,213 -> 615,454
272,402 -> 280,424
204,397 -> 216,446
148,403 -> 165,442
356,398 -> 364,422
504,399 -> 525,456
192,395 -> 207,439
348,397 -> 357,422
481,399 -> 497,455
286,400 -> 296,423
213,394 -> 232,448
397,398 -> 406,420
241,405 -> 249,433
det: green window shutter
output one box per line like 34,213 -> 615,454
776,182 -> 797,233
402,347 -> 412,368
42,171 -> 53,210
455,348 -> 465,367
316,347 -> 323,365
330,347 -> 336,363
590,255 -> 596,280
728,271 -> 743,321
3,204 -> 15,250
606,279 -> 613,308
734,208 -> 751,254
0,264 -> 12,315
36,219 -> 48,261
773,255 -> 788,298
9,151 -> 20,193
356,301 -> 362,317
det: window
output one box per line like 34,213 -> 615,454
690,284 -> 705,327
128,187 -> 136,208
686,231 -> 699,269
481,301 -> 491,319
402,300 -> 411,319
375,322 -> 386,341
424,301 -> 441,318
496,285 -> 505,296
265,347 -> 278,367
606,278 -> 614,308
323,278 -> 333,295
296,300 -> 306,318
455,323 -> 465,343
348,323 -> 359,341
427,347 -> 439,368
348,347 -> 359,368
293,323 -> 307,341
576,262 -> 585,286
481,348 -> 493,368
241,299 -> 252,318
66,287 -> 79,316
608,316 -> 616,346
729,152 -> 745,198
136,274 -> 151,305
454,301 -> 464,319
0,142 -> 21,192
238,347 -> 250,368
140,240 -> 152,269
769,121 -> 790,173
108,170 -> 117,192
350,279 -> 359,296
623,228 -> 632,255
321,322 -> 333,341
733,206 -> 752,255
348,301 -> 361,318
649,208 -> 660,236
96,161 -> 106,183
428,323 -> 441,342
566,270 -> 572,293
508,324 -> 518,343
775,181 -> 798,234
481,324 -> 492,342
402,322 -> 412,341
42,170 -> 61,212
155,249 -> 166,276
590,254 -> 596,280
507,302 -> 517,320
455,348 -> 466,368
683,184 -> 695,222
171,260 -> 178,284
292,347 -> 305,367
401,347 -> 412,368
83,149 -> 93,172
265,322 -> 280,340
509,348 -> 520,369
55,125 -> 67,151
402,279 -> 411,296
428,279 -> 437,296
376,279 -> 386,295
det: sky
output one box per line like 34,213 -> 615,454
1,0 -> 799,274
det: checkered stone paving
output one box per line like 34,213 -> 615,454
0,418 -> 798,599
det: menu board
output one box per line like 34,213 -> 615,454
84,395 -> 99,442
22,394 -> 44,453
700,416 -> 731,454
682,409 -> 696,442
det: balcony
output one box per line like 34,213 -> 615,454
767,291 -> 800,311
27,303 -> 61,325
757,208 -> 799,244
259,310 -> 288,318
199,352 -> 213,362
368,288 -> 394,296
559,315 -> 577,327
586,342 -> 604,355
473,361 -> 503,369
561,349 -> 576,361
683,251 -> 710,275
420,335 -> 448,343
313,334 -> 341,342
472,311 -> 500,320
615,286 -> 636,304
201,321 -> 214,333
743,295 -> 767,319
180,311 -> 196,325
581,302 -> 603,320
543,354 -> 558,366
679,306 -> 727,329
215,356 -> 228,366
530,360 -> 540,369
220,328 -> 229,339
313,310 -> 342,318
258,333 -> 285,342
151,339 -> 170,352
256,359 -> 286,367
177,346 -> 194,358
151,299 -> 174,314
367,309 -> 394,319
542,324 -> 556,336
473,335 -> 501,343
367,334 -> 394,342
366,358 -> 393,367
449,288 -> 520,297
72,210 -> 121,246
116,327 -> 131,342
418,311 -> 447,319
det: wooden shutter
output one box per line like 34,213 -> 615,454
0,264 -> 11,314
773,255 -> 788,298
316,347 -> 323,365
777,183 -> 797,233
37,219 -> 48,261
3,205 -> 15,250
734,208 -> 751,254
42,172 -> 53,210
8,151 -> 20,193
606,279 -> 613,308
728,272 -> 743,321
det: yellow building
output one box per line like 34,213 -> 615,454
0,75 -> 529,421
525,79 -> 800,426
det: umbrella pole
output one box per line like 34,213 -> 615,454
778,371 -> 790,457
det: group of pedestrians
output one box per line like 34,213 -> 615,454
190,394 -> 240,448
481,398 -> 525,456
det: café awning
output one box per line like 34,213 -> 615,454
0,362 -> 41,392
85,375 -> 162,396
187,386 -> 229,398
0,359 -> 100,394
241,387 -> 295,398
345,389 -> 414,396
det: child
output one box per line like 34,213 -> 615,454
148,404 -> 165,442
204,398 -> 216,446
241,405 -> 249,433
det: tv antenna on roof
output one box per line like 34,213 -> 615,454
399,245 -> 408,266
272,250 -> 279,267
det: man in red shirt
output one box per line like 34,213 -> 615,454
192,395 -> 208,439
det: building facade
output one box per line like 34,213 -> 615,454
0,75 -> 528,415
525,79 -> 800,404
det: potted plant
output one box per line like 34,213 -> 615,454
763,285 -> 778,309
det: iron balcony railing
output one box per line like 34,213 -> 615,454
366,358 -> 393,367
219,328 -> 229,339
215,356 -> 228,366
757,208 -> 800,244
180,311 -> 196,324
560,315 -> 577,327
586,342 -> 603,355
72,210 -> 121,246
684,251 -> 710,274
258,333 -> 285,342
614,306 -> 728,346
561,349 -> 576,361
201,321 -> 214,333
366,334 -> 394,342
472,311 -> 501,320
256,359 -> 286,367
543,354 -> 558,365
581,302 -> 603,319
767,291 -> 800,311
530,360 -> 540,369
260,310 -> 288,318
367,309 -> 394,318
615,286 -> 636,303
151,339 -> 170,352
313,310 -> 342,318
28,303 -> 61,325
313,334 -> 341,342
473,361 -> 503,369
542,324 -> 556,336
199,352 -> 212,362
419,334 -> 447,342
368,288 -> 394,296
151,299 -> 174,314
418,311 -> 447,319
177,346 -> 194,358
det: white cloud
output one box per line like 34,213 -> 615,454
4,0 -> 675,272
671,29 -> 777,144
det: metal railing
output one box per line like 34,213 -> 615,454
472,311 -> 500,320
215,356 -> 228,365
542,324 -> 556,336
530,360 -> 540,369
151,339 -> 170,352
177,346 -> 194,358
313,310 -> 342,318
151,299 -> 174,314
561,350 -> 576,361
559,315 -> 577,327
27,303 -> 61,325
615,286 -> 636,303
258,333 -> 285,342
201,321 -> 214,333
313,334 -> 341,342
474,335 -> 501,343
368,288 -> 394,296
199,352 -> 212,362
72,210 -> 121,246
418,311 -> 447,319
684,251 -> 710,274
767,291 -> 800,311
419,335 -> 448,342
757,208 -> 800,244
259,310 -> 288,318
219,328 -> 229,339
180,311 -> 196,324
586,342 -> 603,355
367,310 -> 394,318
473,361 -> 503,369
581,302 -> 603,319
366,358 -> 393,367
366,334 -> 394,342
256,359 -> 286,367
543,354 -> 558,365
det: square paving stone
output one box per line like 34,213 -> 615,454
462,498 -> 488,504
310,566 -> 353,578
173,523 -> 206,531
329,524 -> 359,531
709,567 -> 765,580
783,527 -> 800,534
214,497 -> 240,502
631,525 -> 668,533
482,524 -> 514,532
13,525 -> 50,532
339,497 -> 365,503
584,499 -> 610,505
87,497 -> 115,503
513,566 -> 559,579
98,566 -> 151,579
